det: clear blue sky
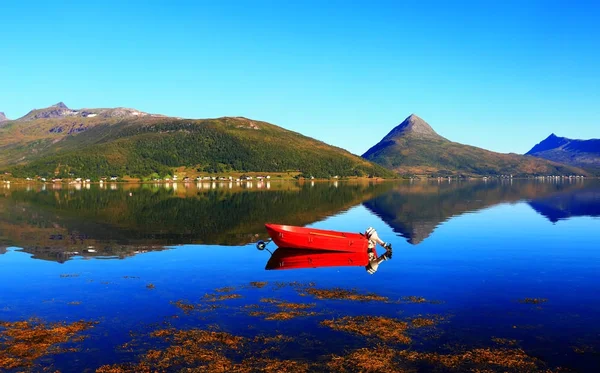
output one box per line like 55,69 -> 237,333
1,0 -> 598,155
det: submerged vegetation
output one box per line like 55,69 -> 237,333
321,316 -> 412,344
0,281 -> 581,372
0,319 -> 96,371
518,298 -> 548,305
305,287 -> 390,302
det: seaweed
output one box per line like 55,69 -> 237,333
0,319 -> 96,370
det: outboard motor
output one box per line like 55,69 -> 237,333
365,227 -> 392,250
364,227 -> 393,274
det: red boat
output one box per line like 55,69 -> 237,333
266,248 -> 374,270
264,224 -> 369,252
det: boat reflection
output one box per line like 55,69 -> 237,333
265,247 -> 392,274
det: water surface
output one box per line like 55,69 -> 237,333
1,179 -> 599,372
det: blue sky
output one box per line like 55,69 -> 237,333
1,0 -> 598,155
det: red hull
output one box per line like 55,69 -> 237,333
265,224 -> 369,252
266,248 -> 372,270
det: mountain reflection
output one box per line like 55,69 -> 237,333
0,181 -> 392,262
363,179 -> 599,244
1,179 -> 598,262
528,187 -> 600,223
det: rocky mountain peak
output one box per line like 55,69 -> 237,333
382,114 -> 444,141
0,112 -> 8,122
54,102 -> 69,109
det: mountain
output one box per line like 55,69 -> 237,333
17,102 -> 167,121
363,114 -> 587,177
0,112 -> 8,122
526,134 -> 600,172
0,103 -> 394,179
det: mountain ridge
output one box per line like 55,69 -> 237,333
17,102 -> 167,122
0,102 -> 395,180
526,134 -> 600,171
363,114 -> 588,177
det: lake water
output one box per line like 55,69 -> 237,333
1,179 -> 599,372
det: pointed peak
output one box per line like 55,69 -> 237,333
53,102 -> 68,109
383,114 -> 444,141
526,133 -> 570,155
0,112 -> 7,122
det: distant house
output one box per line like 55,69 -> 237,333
110,176 -> 118,181
265,175 -> 271,179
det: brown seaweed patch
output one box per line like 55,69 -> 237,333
203,293 -> 242,302
306,287 -> 389,302
68,301 -> 82,306
402,296 -> 426,303
150,328 -> 244,349
518,298 -> 548,305
411,317 -> 436,328
264,311 -> 318,321
399,347 -> 550,372
572,344 -> 598,355
146,283 -> 155,290
0,319 -> 96,370
171,300 -> 196,314
321,316 -> 411,344
491,337 -> 519,347
401,296 -> 442,304
249,281 -> 268,288
328,346 -> 409,373
252,334 -> 294,344
215,286 -> 235,293
60,273 -> 80,278
250,299 -> 317,320
259,298 -> 316,310
235,357 -> 310,373
98,328 -> 243,372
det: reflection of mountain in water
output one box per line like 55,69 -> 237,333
528,188 -> 600,223
0,182 -> 392,262
363,180 -> 597,245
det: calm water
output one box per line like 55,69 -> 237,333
1,179 -> 599,372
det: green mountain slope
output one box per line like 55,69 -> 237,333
0,103 -> 394,179
363,114 -> 587,177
